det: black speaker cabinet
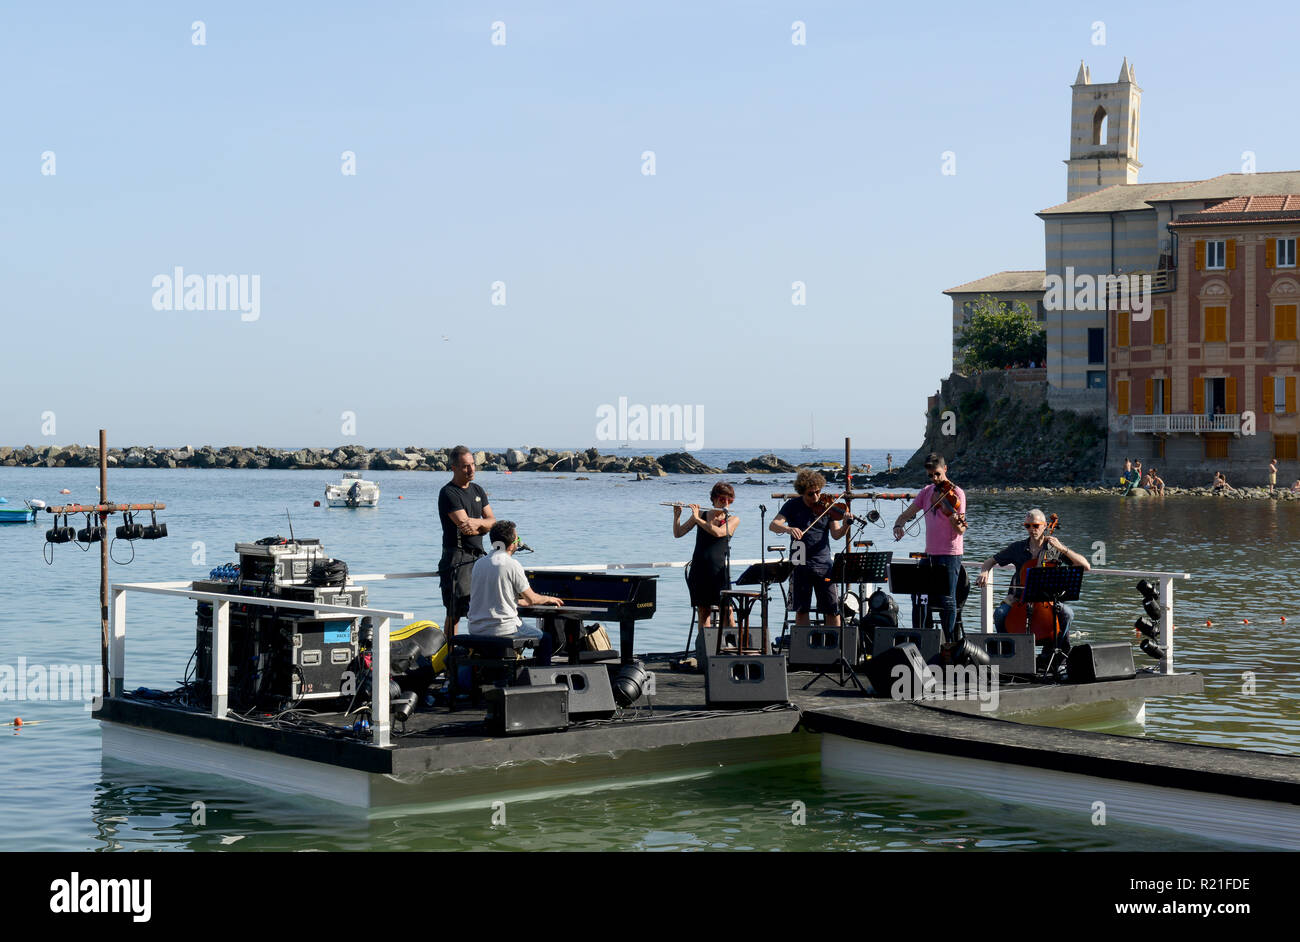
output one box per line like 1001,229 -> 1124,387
871,626 -> 942,663
484,684 -> 569,735
1068,642 -> 1136,683
705,655 -> 789,706
788,625 -> 859,670
864,642 -> 935,700
519,665 -> 617,718
963,631 -> 1035,676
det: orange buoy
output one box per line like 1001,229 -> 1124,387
1205,619 -> 1213,627
313,500 -> 320,507
13,717 -> 21,727
1243,619 -> 1250,625
397,496 -> 404,499
1283,616 -> 1288,623
60,488 -> 70,494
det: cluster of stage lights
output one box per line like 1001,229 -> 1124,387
1133,579 -> 1165,660
45,510 -> 168,545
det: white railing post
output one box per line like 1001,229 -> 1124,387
110,587 -> 127,698
980,579 -> 994,632
213,599 -> 229,717
1159,576 -> 1175,674
373,616 -> 391,747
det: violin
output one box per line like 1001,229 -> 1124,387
1004,513 -> 1061,642
811,493 -> 852,522
932,479 -> 967,531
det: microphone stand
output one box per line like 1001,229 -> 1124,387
759,504 -> 768,648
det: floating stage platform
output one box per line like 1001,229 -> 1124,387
93,657 -> 1300,849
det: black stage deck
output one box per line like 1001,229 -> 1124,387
96,656 -> 1213,781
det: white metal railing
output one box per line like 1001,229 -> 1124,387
970,564 -> 1188,674
1132,414 -> 1240,434
110,581 -> 412,747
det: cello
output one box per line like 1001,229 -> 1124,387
1004,513 -> 1061,642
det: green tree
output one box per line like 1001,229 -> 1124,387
955,294 -> 1047,372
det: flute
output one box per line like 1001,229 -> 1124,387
659,501 -> 732,511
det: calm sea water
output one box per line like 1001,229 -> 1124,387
1,448 -> 1295,852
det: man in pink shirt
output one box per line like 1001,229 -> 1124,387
892,454 -> 967,640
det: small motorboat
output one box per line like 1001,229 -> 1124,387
0,499 -> 45,524
325,472 -> 379,508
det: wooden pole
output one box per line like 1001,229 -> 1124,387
99,429 -> 109,699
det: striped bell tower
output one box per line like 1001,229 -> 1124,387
1066,59 -> 1142,201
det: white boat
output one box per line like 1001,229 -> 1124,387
325,472 -> 380,508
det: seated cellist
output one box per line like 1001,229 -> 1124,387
974,509 -> 1091,648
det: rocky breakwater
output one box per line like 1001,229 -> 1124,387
877,371 -> 1107,487
0,444 -> 780,475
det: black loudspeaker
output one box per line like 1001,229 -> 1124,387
1068,642 -> 1136,683
871,627 -> 942,663
484,684 -> 569,735
705,656 -> 789,706
519,666 -> 617,718
699,625 -> 765,659
788,625 -> 859,670
962,632 -> 1035,676
864,642 -> 935,700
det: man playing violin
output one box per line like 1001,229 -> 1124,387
770,470 -> 854,627
891,454 -> 966,640
974,508 -> 1091,646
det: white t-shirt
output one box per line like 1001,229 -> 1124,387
467,550 -> 531,636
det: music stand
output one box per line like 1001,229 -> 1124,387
1021,565 -> 1085,676
888,558 -> 959,641
802,551 -> 890,691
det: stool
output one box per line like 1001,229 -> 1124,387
718,589 -> 768,655
447,634 -> 534,711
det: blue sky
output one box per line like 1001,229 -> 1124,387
2,1 -> 1295,450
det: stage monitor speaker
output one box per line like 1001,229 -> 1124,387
962,631 -> 1035,676
1067,642 -> 1136,683
788,625 -> 859,670
705,655 -> 789,706
484,684 -> 569,735
699,624 -> 766,659
871,627 -> 942,663
520,666 -> 617,718
864,642 -> 935,700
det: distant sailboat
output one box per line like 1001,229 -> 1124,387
800,415 -> 815,451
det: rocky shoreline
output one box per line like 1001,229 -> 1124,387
0,444 -> 872,478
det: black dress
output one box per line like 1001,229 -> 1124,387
687,522 -> 731,607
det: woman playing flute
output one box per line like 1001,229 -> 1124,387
671,482 -> 740,629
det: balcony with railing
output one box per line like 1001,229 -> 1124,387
1131,413 -> 1240,434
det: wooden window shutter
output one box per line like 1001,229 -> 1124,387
1277,304 -> 1297,341
1163,379 -> 1171,413
1288,376 -> 1297,413
1144,378 -> 1153,414
1227,239 -> 1237,270
1195,240 -> 1205,270
1267,238 -> 1276,269
1117,380 -> 1130,416
1193,378 -> 1204,414
1118,311 -> 1130,347
1226,375 -> 1238,414
1153,308 -> 1166,344
1264,375 -> 1275,413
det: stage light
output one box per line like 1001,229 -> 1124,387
612,660 -> 649,706
1142,597 -> 1164,621
140,510 -> 168,540
1136,579 -> 1158,601
115,512 -> 144,541
1139,638 -> 1165,660
77,514 -> 106,544
1134,615 -> 1158,639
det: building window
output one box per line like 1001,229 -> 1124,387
1204,435 -> 1230,460
1277,376 -> 1298,413
1205,240 -> 1226,270
1275,304 -> 1298,341
1036,300 -> 1046,322
1153,308 -> 1166,345
1087,370 -> 1106,389
1117,311 -> 1130,347
1276,435 -> 1299,461
1279,238 -> 1297,268
1204,305 -> 1227,342
1088,328 -> 1105,364
1116,379 -> 1130,416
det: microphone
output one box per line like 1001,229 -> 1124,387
517,542 -> 535,553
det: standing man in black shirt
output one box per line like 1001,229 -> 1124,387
439,445 -> 495,635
